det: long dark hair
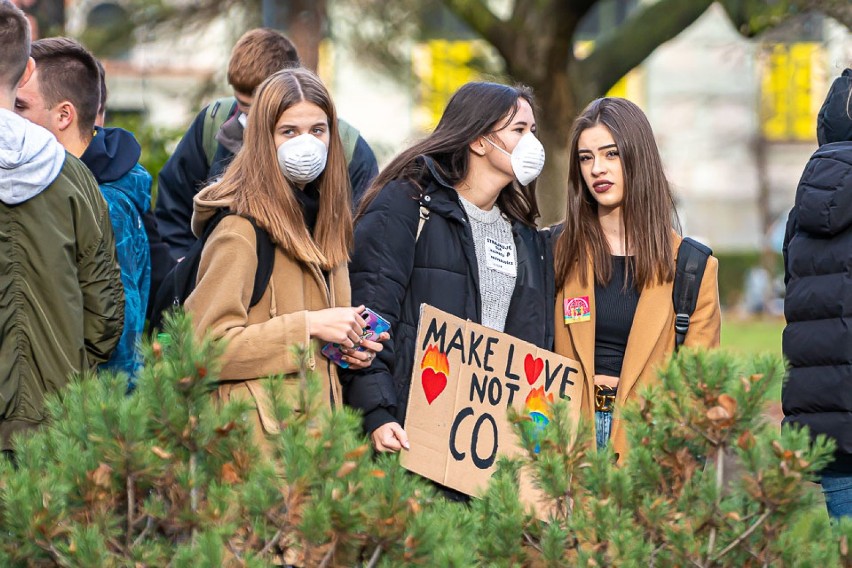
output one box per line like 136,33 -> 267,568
554,97 -> 679,289
358,81 -> 540,226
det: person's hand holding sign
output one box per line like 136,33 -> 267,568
371,422 -> 409,452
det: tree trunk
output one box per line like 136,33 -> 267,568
535,114 -> 573,227
263,0 -> 326,72
529,68 -> 577,227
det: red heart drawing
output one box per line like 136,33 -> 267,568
421,368 -> 448,404
524,354 -> 544,386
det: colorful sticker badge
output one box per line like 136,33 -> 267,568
563,296 -> 591,324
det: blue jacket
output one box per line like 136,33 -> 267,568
81,127 -> 152,381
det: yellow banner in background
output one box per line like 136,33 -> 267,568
760,42 -> 826,142
413,40 -> 486,131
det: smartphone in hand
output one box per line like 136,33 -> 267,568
321,308 -> 390,368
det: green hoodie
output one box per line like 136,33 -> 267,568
0,109 -> 124,450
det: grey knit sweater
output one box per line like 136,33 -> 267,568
459,196 -> 517,332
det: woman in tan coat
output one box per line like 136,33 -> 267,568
552,97 -> 721,460
185,68 -> 385,450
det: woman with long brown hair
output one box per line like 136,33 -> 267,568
552,97 -> 721,458
185,68 -> 385,450
343,81 -> 553,456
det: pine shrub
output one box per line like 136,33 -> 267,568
0,312 -> 848,567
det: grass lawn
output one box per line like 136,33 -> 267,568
720,314 -> 784,357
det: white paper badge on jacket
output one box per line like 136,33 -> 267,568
485,237 -> 516,276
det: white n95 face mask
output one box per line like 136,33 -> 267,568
276,134 -> 328,184
486,132 -> 546,186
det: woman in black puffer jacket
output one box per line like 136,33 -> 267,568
341,82 -> 554,454
783,68 -> 852,519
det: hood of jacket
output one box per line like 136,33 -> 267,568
818,68 -> 852,145
192,185 -> 234,239
80,126 -> 141,184
795,142 -> 852,237
193,177 -> 325,250
0,109 -> 65,205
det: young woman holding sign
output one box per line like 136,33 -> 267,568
551,97 -> 721,459
342,82 -> 554,455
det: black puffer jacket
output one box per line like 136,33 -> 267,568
783,68 -> 852,472
342,157 -> 554,434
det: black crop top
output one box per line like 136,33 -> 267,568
594,256 -> 640,377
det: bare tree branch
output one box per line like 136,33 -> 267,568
441,0 -> 513,58
712,510 -> 772,561
575,0 -> 714,102
810,0 -> 852,27
720,0 -> 851,36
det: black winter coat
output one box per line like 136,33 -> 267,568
342,157 -> 554,434
783,68 -> 852,472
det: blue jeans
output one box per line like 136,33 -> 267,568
821,472 -> 852,519
595,410 -> 612,450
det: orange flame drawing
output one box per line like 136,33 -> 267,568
524,386 -> 554,417
421,344 -> 450,375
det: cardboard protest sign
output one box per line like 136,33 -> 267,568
400,304 -> 583,505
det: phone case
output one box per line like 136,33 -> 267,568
321,308 -> 391,368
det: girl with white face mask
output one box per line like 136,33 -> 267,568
185,68 -> 387,456
342,82 -> 553,484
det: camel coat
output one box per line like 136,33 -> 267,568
185,190 -> 349,450
554,236 -> 721,461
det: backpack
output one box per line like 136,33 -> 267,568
201,97 -> 360,167
149,209 -> 275,333
672,237 -> 712,352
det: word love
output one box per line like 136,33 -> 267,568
421,318 -> 578,400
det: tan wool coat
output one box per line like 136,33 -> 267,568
185,190 -> 349,450
553,236 -> 721,461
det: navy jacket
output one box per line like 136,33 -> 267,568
783,69 -> 852,472
156,101 -> 379,259
342,157 -> 554,434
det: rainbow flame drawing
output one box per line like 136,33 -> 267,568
421,344 -> 450,374
525,387 -> 554,453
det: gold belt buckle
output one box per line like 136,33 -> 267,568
595,385 -> 617,412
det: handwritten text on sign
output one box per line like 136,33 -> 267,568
401,305 -> 583,498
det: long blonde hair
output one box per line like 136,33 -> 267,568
203,67 -> 353,270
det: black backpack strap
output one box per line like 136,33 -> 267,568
673,237 -> 712,352
247,220 -> 275,307
206,211 -> 275,308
